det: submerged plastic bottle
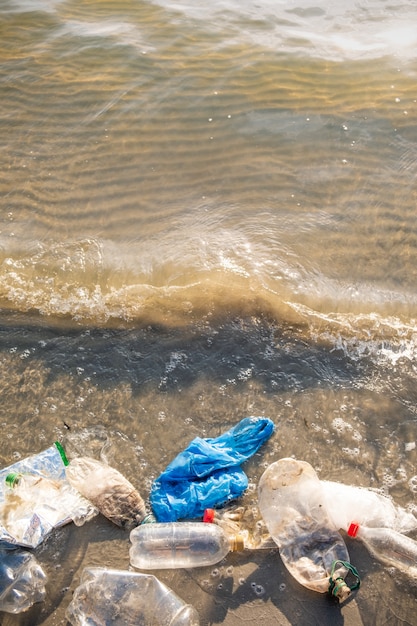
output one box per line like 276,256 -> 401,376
347,522 -> 417,577
65,456 -> 146,530
130,522 -> 244,570
0,547 -> 46,614
65,567 -> 200,626
258,459 -> 359,602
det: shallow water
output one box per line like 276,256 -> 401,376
1,0 -> 417,624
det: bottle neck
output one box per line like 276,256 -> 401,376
5,472 -> 22,488
229,534 -> 245,552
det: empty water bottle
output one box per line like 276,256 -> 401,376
347,522 -> 417,577
65,456 -> 146,529
65,567 -> 200,626
0,547 -> 46,614
321,480 -> 417,535
130,522 -> 244,570
258,458 -> 359,601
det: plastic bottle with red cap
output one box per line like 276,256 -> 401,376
129,522 -> 244,570
347,522 -> 417,577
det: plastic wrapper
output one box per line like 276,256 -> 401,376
150,416 -> 275,522
66,567 -> 200,626
0,443 -> 98,548
0,546 -> 46,613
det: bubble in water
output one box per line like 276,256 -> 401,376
250,582 -> 265,596
332,417 -> 352,434
226,566 -> 234,576
383,473 -> 397,488
239,577 -> 245,585
211,568 -> 220,578
408,476 -> 417,493
279,583 -> 286,591
342,446 -> 360,457
396,467 -> 407,482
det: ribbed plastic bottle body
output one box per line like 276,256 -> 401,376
352,526 -> 417,576
129,522 -> 232,569
258,458 -> 350,594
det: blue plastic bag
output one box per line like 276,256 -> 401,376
150,417 -> 275,522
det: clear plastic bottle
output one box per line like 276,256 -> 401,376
65,456 -> 146,530
347,522 -> 417,577
321,480 -> 417,535
258,458 -> 358,601
65,567 -> 200,626
129,522 -> 244,569
0,547 -> 46,614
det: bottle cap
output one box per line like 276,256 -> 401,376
230,534 -> 245,552
203,509 -> 215,523
5,472 -> 21,488
347,522 -> 360,538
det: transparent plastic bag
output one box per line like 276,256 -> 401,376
0,443 -> 98,548
66,567 -> 200,626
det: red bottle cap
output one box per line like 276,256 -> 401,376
203,509 -> 215,523
347,522 -> 360,537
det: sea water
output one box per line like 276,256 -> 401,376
1,0 -> 417,624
